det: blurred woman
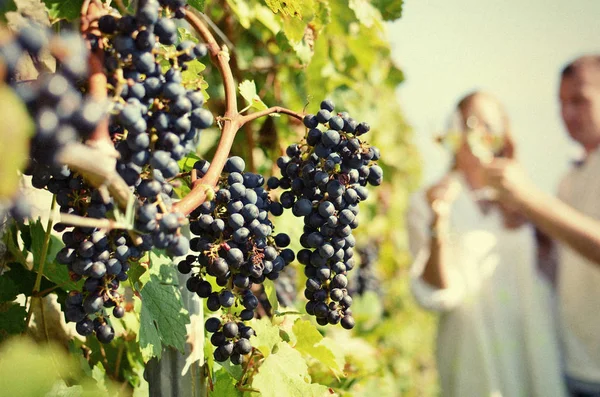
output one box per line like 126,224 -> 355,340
406,91 -> 566,397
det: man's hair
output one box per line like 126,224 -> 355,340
561,55 -> 600,79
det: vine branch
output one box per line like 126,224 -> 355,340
184,10 -> 238,116
238,106 -> 304,125
175,10 -> 242,215
175,11 -> 306,215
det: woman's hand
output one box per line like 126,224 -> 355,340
426,174 -> 461,225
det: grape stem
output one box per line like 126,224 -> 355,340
238,106 -> 304,124
59,213 -> 131,231
24,195 -> 57,331
175,10 -> 240,215
114,343 -> 125,378
33,281 -> 71,298
175,11 -> 305,215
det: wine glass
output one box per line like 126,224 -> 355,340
436,112 -> 506,201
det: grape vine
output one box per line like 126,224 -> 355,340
0,0 -> 411,395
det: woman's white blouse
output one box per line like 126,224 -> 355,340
407,174 -> 566,397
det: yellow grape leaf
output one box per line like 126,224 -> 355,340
0,85 -> 32,199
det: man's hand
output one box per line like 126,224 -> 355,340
485,158 -> 535,208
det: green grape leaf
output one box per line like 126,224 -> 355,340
42,0 -> 84,22
0,85 -> 32,199
0,263 -> 54,298
238,80 -> 269,112
312,0 -> 331,32
209,368 -> 241,397
187,0 -> 205,12
0,337 -> 79,396
291,40 -> 313,65
372,0 -> 403,21
280,0 -> 329,48
251,342 -> 330,397
178,151 -> 202,172
127,261 -> 148,293
91,363 -> 109,393
172,184 -> 191,200
348,0 -> 382,28
291,318 -> 343,375
281,14 -> 306,43
387,63 -> 405,86
249,317 -> 281,357
217,358 -> 243,380
264,0 -> 302,18
29,219 -> 80,291
45,381 -> 85,397
177,27 -> 199,44
0,274 -> 21,302
5,224 -> 28,267
182,60 -> 209,99
0,303 -> 26,342
138,251 -> 190,362
262,279 -> 279,313
253,3 -> 281,34
29,219 -> 47,266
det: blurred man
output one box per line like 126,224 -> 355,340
486,55 -> 600,397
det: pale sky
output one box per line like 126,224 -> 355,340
388,0 -> 600,192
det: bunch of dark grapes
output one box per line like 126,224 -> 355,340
0,23 -> 104,221
348,243 -> 381,297
29,163 -> 150,344
59,227 -> 136,344
270,99 -> 383,329
43,0 -> 213,343
0,22 -> 130,343
42,154 -> 189,343
176,156 -> 293,364
95,0 -> 213,257
0,24 -> 103,165
11,0 -> 216,343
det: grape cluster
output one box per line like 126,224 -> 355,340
53,0 -> 216,342
0,22 -> 105,224
60,228 -> 132,344
176,156 -> 293,363
11,0 -> 216,343
29,163 -> 141,343
96,0 -> 214,257
0,23 -> 103,165
271,99 -> 383,329
43,156 -> 191,343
